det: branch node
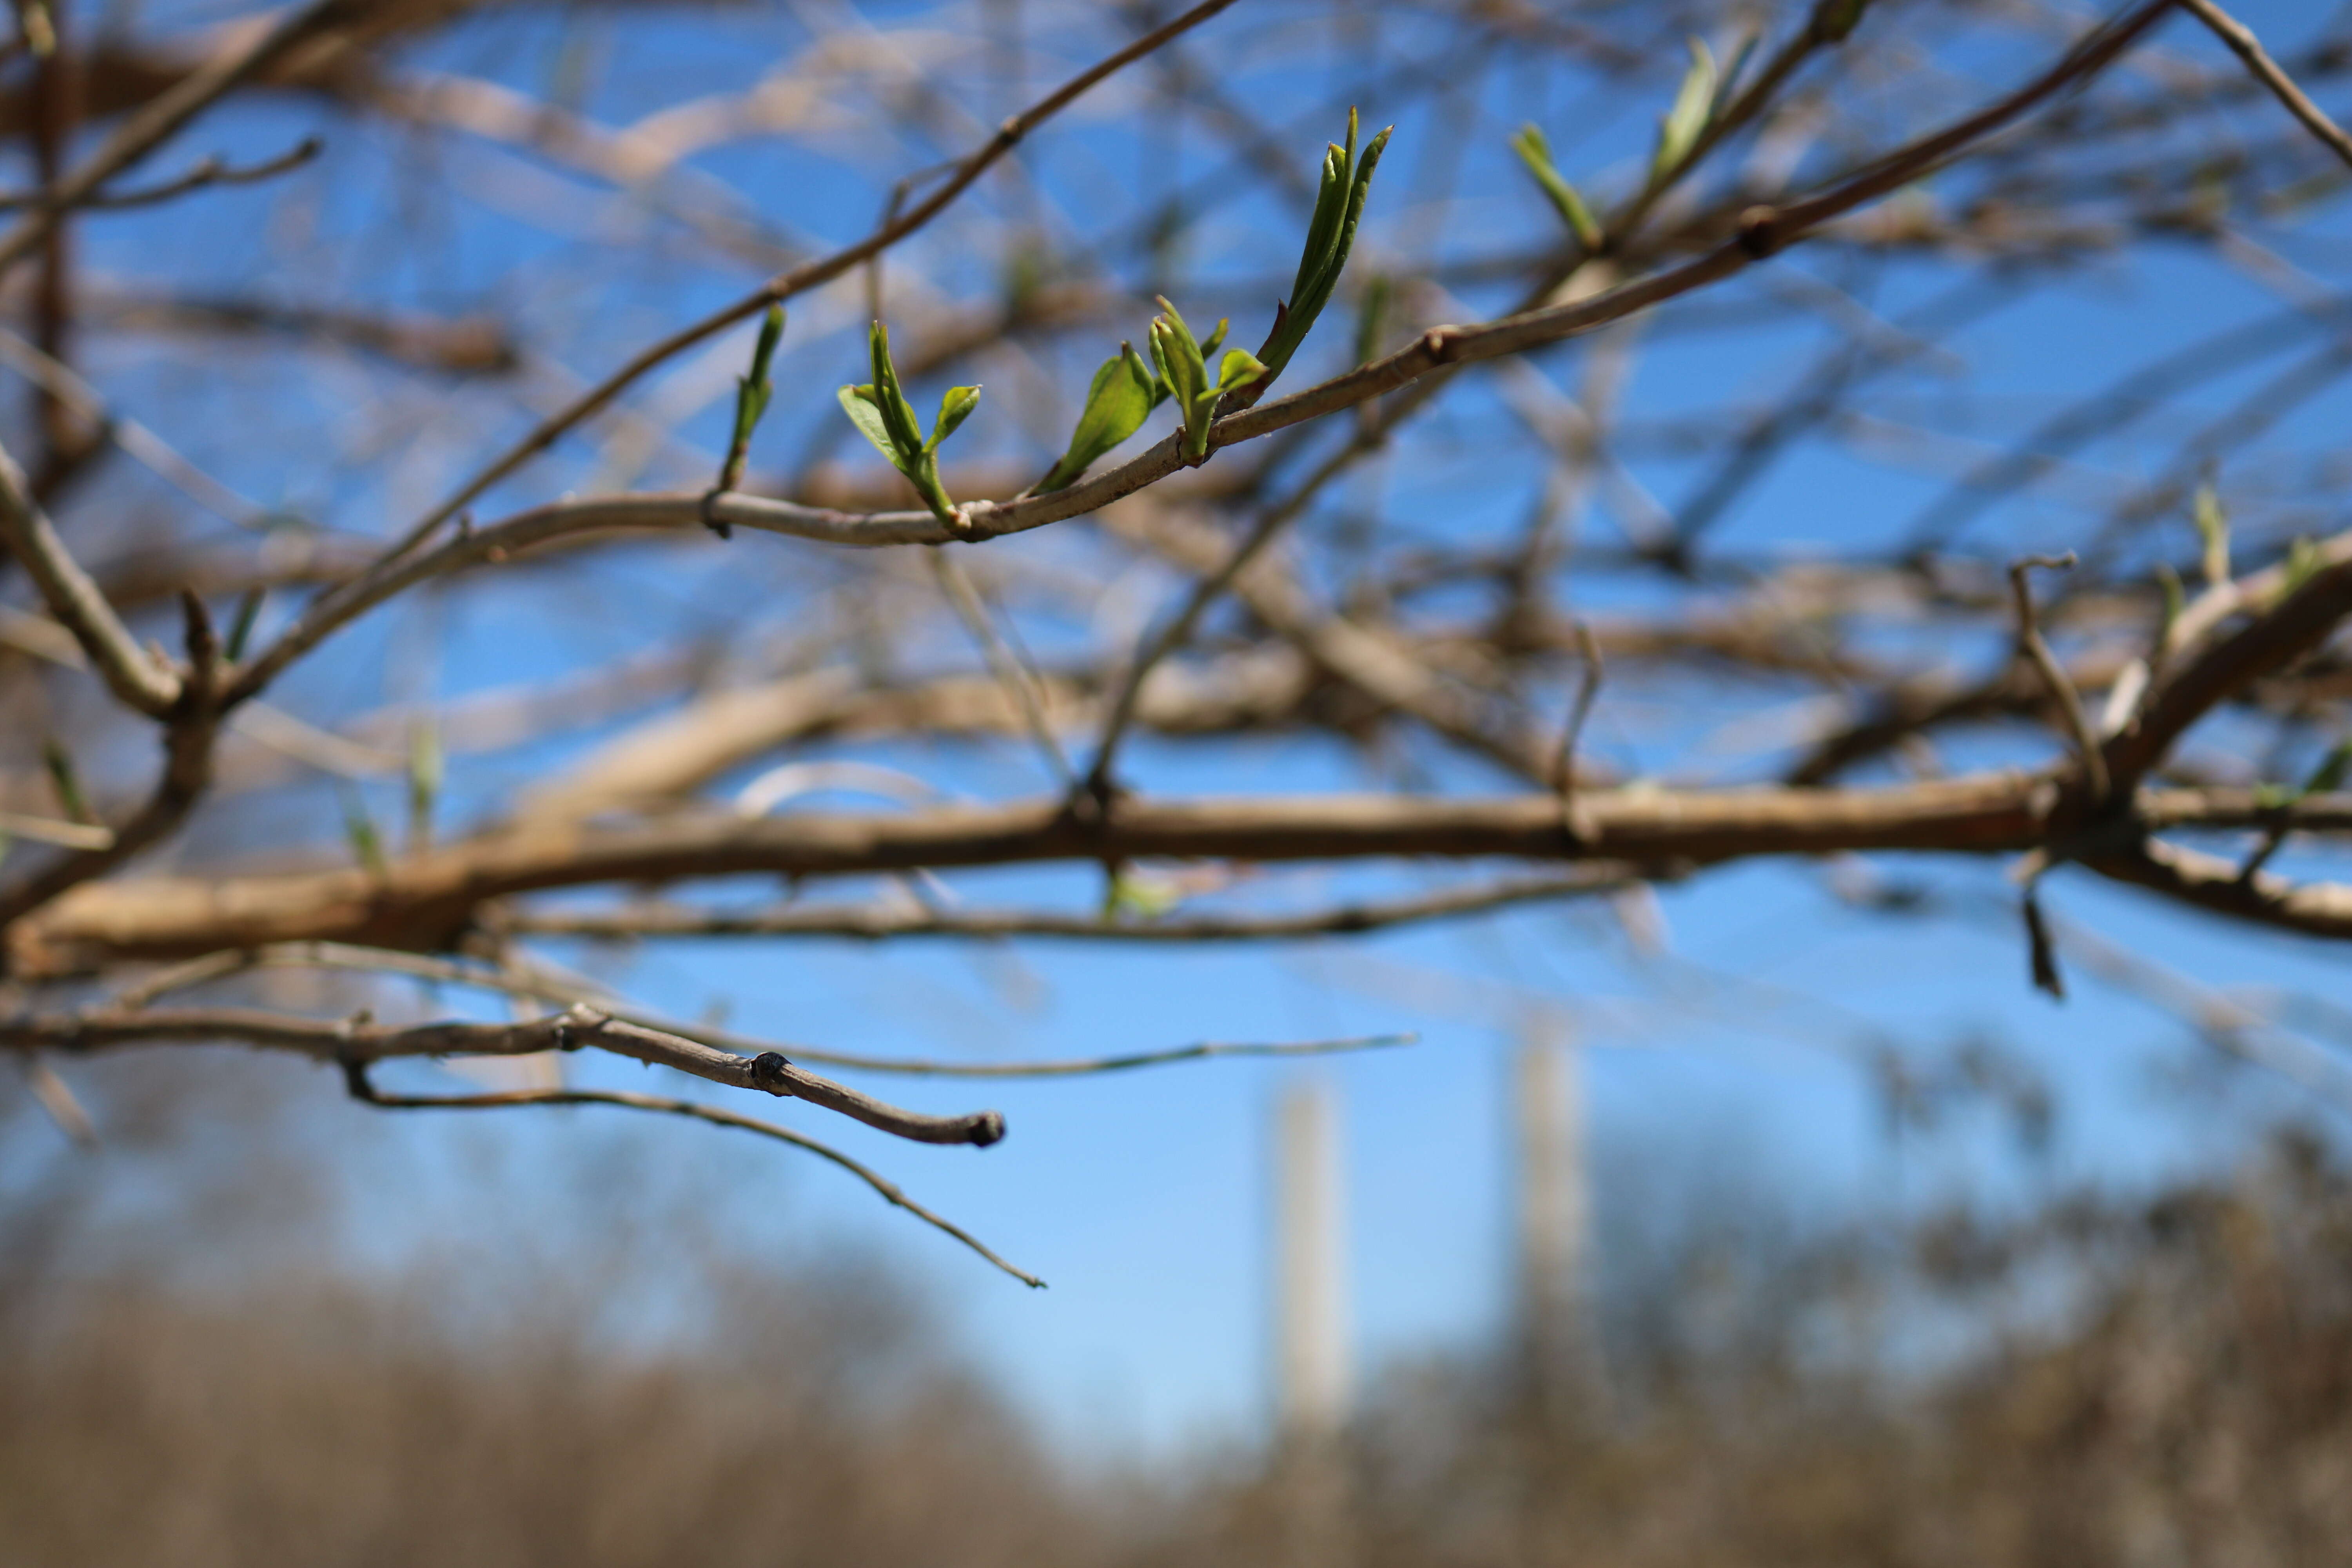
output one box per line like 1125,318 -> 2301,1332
698,486 -> 732,540
1735,205 -> 1784,258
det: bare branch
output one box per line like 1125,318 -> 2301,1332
339,1060 -> 1043,1287
2010,553 -> 2111,804
2109,557 -> 2352,787
2176,0 -> 2352,172
0,1000 -> 1006,1146
0,134 -> 321,214
495,869 -> 1649,947
0,433 -> 180,714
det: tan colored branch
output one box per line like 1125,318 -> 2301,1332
0,434 -> 179,714
3,775 -> 2063,973
494,868 -> 1646,946
2010,554 -> 2110,803
2176,0 -> 2352,172
2108,557 -> 2352,786
2089,838 -> 2352,940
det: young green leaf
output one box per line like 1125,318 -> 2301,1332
406,719 -> 442,851
928,385 -> 982,453
2156,561 -> 2184,652
1354,274 -> 1391,368
1290,138 -> 1352,314
838,384 -> 898,462
1150,299 -> 1241,461
1649,37 -> 1718,186
867,321 -> 926,459
1037,344 -> 1165,493
2280,535 -> 2322,601
2193,481 -> 2230,586
1508,124 -> 1604,251
1214,348 -> 1267,395
2303,736 -> 2352,798
225,586 -> 265,663
42,738 -> 89,824
341,789 -> 387,877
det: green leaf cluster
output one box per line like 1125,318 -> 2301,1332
1257,108 -> 1393,388
839,320 -> 980,529
1036,342 -> 1168,493
1508,124 -> 1603,252
1149,298 -> 1266,463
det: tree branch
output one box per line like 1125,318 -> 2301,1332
339,1061 -> 1043,1287
2176,0 -> 2352,172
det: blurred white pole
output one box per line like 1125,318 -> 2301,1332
1272,1078 -> 1349,1568
1273,1078 -> 1349,1440
1515,1025 -> 1595,1398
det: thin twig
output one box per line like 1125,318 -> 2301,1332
2175,0 -> 2352,172
2009,553 -> 2111,804
339,1060 -> 1043,1287
0,324 -> 272,527
0,135 -> 324,214
0,432 -> 180,715
21,1053 -> 96,1145
929,551 -> 1074,786
1085,430 -> 1372,799
1553,619 -> 1604,839
5,1000 -> 1008,1147
496,869 -> 1648,946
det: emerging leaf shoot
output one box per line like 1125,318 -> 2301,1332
2192,481 -> 2230,587
1256,107 -> 1394,389
839,319 -> 980,532
1149,298 -> 1266,463
1649,37 -> 1718,187
1508,124 -> 1604,251
709,303 -> 787,537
